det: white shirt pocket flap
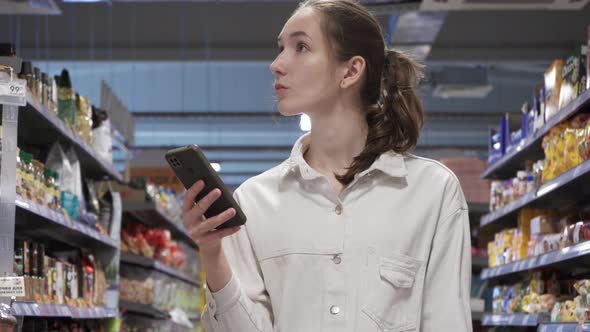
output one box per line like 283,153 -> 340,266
379,257 -> 419,288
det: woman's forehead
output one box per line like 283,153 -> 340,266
278,7 -> 322,41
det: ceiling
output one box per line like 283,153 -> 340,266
2,1 -> 589,187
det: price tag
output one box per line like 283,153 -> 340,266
508,315 -> 516,325
528,259 -> 537,269
57,213 -> 66,226
0,277 -> 26,297
39,205 -> 50,219
556,325 -> 564,332
22,303 -> 32,316
522,314 -> 532,325
0,78 -> 27,106
11,302 -> 21,316
539,254 -> 550,266
31,304 -> 40,316
539,325 -> 548,332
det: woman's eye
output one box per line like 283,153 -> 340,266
296,43 -> 308,53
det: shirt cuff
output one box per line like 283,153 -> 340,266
205,273 -> 242,315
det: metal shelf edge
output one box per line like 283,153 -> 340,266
120,253 -> 200,287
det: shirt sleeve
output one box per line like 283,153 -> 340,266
421,201 -> 473,331
200,190 -> 274,332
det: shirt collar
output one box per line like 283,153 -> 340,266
279,133 -> 408,182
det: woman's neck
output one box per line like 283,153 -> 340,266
303,102 -> 368,179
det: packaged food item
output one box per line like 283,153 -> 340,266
545,60 -> 565,120
56,69 -> 77,128
75,94 -> 93,144
34,67 -> 42,100
16,149 -> 24,197
41,72 -> 49,107
559,46 -> 588,110
18,61 -> 35,95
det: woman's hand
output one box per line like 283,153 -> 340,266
182,180 -> 241,257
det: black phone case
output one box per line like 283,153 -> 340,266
165,145 -> 247,229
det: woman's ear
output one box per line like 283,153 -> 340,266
340,56 -> 366,89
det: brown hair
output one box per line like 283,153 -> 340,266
297,0 -> 424,185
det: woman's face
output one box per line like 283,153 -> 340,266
270,7 -> 342,117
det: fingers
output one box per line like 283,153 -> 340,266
186,208 -> 236,239
182,180 -> 205,214
184,188 -> 222,224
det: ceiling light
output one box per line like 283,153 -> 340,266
300,114 -> 311,132
211,163 -> 221,172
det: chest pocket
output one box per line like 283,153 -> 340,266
362,252 -> 425,332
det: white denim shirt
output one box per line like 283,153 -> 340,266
201,133 -> 472,332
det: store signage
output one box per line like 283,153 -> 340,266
0,276 -> 25,297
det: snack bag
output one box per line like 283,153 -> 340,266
564,127 -> 583,170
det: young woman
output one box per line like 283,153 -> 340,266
183,1 -> 472,331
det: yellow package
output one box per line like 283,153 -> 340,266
564,127 -> 583,171
553,126 -> 567,177
542,134 -> 555,183
75,95 -> 93,145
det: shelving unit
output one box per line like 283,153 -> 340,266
20,95 -> 123,182
1,58 -> 123,329
538,323 -> 590,332
119,300 -> 170,319
482,313 -> 548,327
120,252 -> 200,287
11,303 -> 116,319
477,83 -> 590,329
481,89 -> 590,180
119,197 -> 201,330
123,201 -> 197,249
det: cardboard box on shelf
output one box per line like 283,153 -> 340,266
545,60 -> 565,120
559,46 -> 587,110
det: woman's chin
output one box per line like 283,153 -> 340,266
277,103 -> 302,117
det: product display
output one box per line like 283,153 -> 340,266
119,265 -> 200,314
121,223 -> 186,270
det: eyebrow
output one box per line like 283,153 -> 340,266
277,31 -> 311,43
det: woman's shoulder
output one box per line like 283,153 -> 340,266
234,161 -> 289,196
404,154 -> 465,201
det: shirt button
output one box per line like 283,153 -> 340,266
335,204 -> 342,215
209,302 -> 214,309
330,305 -> 340,315
332,254 -> 342,264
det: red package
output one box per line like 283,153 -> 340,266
170,243 -> 185,269
121,229 -> 140,256
136,232 -> 154,258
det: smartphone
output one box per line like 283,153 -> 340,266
165,145 -> 247,229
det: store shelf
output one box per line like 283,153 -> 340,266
15,195 -> 118,250
18,95 -> 122,182
482,88 -> 590,180
482,313 -> 548,326
12,302 -> 116,319
481,241 -> 590,280
119,300 -> 169,319
480,157 -> 590,230
120,253 -> 200,287
123,202 -> 196,249
538,323 -> 590,332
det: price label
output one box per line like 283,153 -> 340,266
0,277 -> 26,297
11,303 -> 21,316
31,304 -> 40,316
556,325 -> 564,332
0,78 -> 27,106
22,304 -> 32,316
522,314 -> 532,325
539,325 -> 548,332
508,315 -> 516,325
539,254 -> 550,266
